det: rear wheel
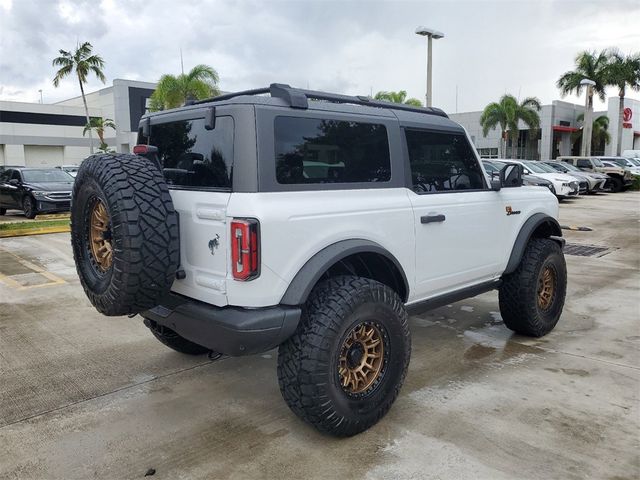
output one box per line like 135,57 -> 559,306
23,195 -> 36,219
143,318 -> 209,355
277,276 -> 411,437
499,238 -> 567,337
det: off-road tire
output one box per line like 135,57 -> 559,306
143,318 -> 209,355
609,176 -> 623,193
277,276 -> 411,437
23,195 -> 36,219
0,207 -> 6,215
499,238 -> 566,337
71,153 -> 179,316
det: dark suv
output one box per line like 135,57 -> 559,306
0,167 -> 74,218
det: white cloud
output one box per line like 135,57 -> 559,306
0,0 -> 638,113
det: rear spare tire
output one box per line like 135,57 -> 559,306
71,153 -> 179,316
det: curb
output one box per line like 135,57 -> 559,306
0,225 -> 70,238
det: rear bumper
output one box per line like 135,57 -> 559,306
141,293 -> 301,356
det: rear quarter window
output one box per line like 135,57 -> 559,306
274,116 -> 391,185
138,116 -> 234,190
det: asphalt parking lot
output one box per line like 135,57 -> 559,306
0,192 -> 638,480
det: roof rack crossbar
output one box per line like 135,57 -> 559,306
191,83 -> 448,118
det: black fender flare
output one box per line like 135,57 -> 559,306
504,213 -> 564,275
280,239 -> 409,306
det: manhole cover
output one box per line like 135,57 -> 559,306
563,243 -> 614,257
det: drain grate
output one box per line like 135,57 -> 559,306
563,243 -> 614,257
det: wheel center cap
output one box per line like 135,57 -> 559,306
347,343 -> 364,368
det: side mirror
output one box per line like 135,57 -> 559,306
499,163 -> 523,188
490,179 -> 502,191
9,179 -> 19,186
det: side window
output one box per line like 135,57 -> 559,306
142,116 -> 234,190
405,130 -> 485,193
577,159 -> 590,168
11,170 -> 22,182
0,170 -> 9,182
274,116 -> 391,184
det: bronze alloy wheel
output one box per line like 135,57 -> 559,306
537,265 -> 556,310
89,199 -> 113,272
338,322 -> 386,395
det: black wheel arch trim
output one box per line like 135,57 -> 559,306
504,213 -> 564,275
280,239 -> 410,305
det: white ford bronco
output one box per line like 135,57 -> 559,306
70,84 -> 567,437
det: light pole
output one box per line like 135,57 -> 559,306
38,89 -> 43,104
415,26 -> 444,107
580,78 -> 596,157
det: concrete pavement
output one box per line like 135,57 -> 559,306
0,192 -> 638,479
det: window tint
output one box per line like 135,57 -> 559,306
274,116 -> 390,184
577,159 -> 591,168
140,116 -> 234,189
405,130 -> 485,193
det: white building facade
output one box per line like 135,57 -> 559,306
0,79 -> 155,167
450,97 -> 640,160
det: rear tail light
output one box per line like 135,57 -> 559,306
132,144 -> 149,155
230,218 -> 260,281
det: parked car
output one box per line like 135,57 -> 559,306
0,167 -> 73,218
56,165 -> 80,178
596,156 -> 640,176
482,160 -> 556,194
557,156 -> 634,192
542,161 -> 608,194
501,159 -> 579,199
69,83 -> 566,437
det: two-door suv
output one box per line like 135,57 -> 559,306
70,84 -> 567,436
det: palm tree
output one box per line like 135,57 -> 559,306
53,42 -> 106,154
605,50 -> 640,155
556,50 -> 610,156
374,90 -> 422,107
83,117 -> 116,151
149,64 -> 220,111
479,94 -> 541,159
571,114 -> 611,155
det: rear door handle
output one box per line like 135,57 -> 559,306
421,214 -> 446,224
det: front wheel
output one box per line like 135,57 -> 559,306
23,196 -> 36,219
499,238 -> 567,337
609,176 -> 623,193
277,276 -> 411,437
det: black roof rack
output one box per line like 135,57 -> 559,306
192,83 -> 448,118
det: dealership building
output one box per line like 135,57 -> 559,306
0,79 -> 155,167
1,80 -> 640,167
450,97 -> 640,160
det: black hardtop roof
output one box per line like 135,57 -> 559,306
140,83 -> 465,132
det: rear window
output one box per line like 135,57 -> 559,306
138,116 -> 234,190
274,116 -> 391,184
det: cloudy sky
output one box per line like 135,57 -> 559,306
1,0 -> 639,113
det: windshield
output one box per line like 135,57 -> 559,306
558,162 -> 580,172
544,162 -> 567,172
522,161 -> 547,174
22,169 -> 73,183
629,158 -> 640,166
591,158 -> 604,167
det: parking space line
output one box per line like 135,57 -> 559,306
0,247 -> 67,290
